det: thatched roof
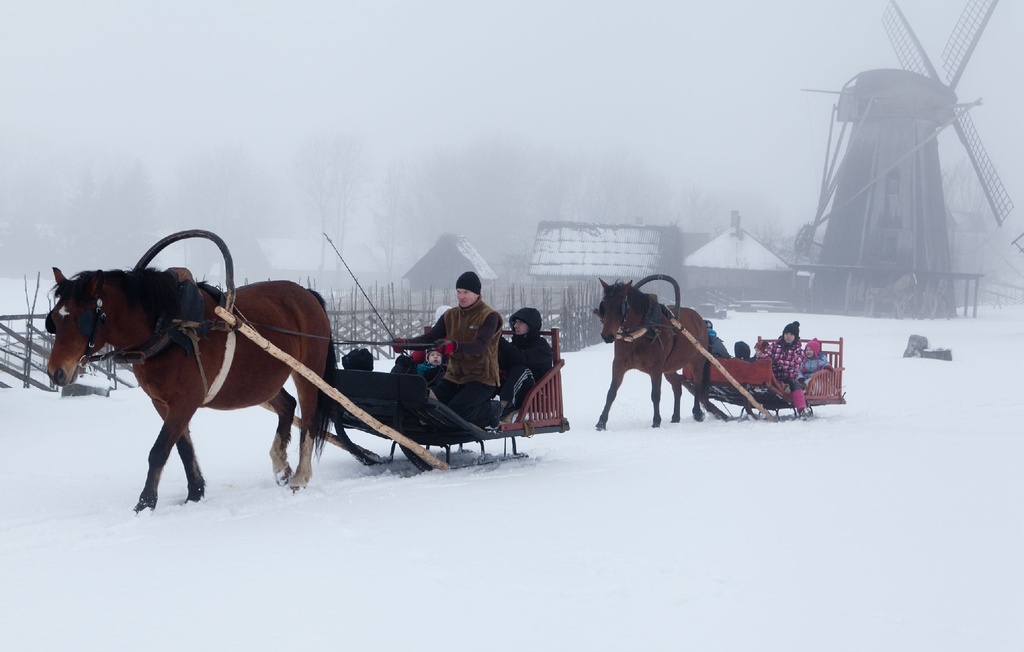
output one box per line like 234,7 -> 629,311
528,221 -> 697,280
403,234 -> 496,290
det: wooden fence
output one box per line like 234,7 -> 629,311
323,280 -> 605,361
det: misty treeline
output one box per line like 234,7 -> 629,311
0,133 -> 798,283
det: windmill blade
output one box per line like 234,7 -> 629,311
952,108 -> 1014,226
942,0 -> 999,90
882,1 -> 940,80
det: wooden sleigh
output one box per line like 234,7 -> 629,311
328,329 -> 570,469
683,337 -> 846,418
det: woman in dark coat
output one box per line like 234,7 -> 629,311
497,307 -> 552,415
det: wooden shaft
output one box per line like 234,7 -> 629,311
671,320 -> 777,422
215,306 -> 448,470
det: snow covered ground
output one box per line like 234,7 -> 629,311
2,277 -> 1022,651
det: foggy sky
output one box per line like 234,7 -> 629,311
2,0 -> 1022,239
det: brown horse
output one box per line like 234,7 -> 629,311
45,267 -> 369,512
594,279 -> 727,430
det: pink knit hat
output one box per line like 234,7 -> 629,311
806,338 -> 821,356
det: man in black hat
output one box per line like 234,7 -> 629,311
391,271 -> 504,429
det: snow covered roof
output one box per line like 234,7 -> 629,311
683,228 -> 790,271
403,234 -> 496,290
528,221 -> 683,278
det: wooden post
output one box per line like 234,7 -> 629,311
215,306 -> 448,471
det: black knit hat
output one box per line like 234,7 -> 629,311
456,271 -> 481,295
783,321 -> 800,338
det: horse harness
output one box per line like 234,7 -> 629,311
613,293 -> 689,344
48,272 -> 239,402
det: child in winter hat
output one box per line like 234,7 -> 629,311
798,338 -> 830,383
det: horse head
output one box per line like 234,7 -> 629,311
595,279 -> 639,344
46,268 -> 111,386
45,267 -> 180,387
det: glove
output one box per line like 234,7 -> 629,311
434,339 -> 458,355
391,338 -> 407,354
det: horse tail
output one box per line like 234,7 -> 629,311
313,336 -> 341,457
308,288 -> 386,466
303,288 -> 335,457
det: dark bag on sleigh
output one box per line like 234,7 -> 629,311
342,348 -> 374,371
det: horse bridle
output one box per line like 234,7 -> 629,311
601,290 -> 650,341
45,297 -> 108,360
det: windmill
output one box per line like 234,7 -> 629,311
796,0 -> 1012,315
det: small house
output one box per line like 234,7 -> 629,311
404,234 -> 497,291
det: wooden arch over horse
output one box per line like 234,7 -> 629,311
594,275 -> 728,430
45,230 -> 386,512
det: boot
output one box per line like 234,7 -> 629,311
792,389 -> 807,411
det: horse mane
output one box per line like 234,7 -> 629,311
605,281 -> 652,317
54,268 -> 183,324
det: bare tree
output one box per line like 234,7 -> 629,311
166,144 -> 280,280
291,134 -> 370,270
677,182 -> 725,233
942,157 -> 987,215
580,149 -> 673,225
372,161 -> 410,281
751,218 -> 796,264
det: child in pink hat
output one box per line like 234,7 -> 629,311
795,338 -> 831,418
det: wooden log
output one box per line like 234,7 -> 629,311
214,306 -> 448,471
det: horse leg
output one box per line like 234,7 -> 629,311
135,407 -> 196,512
266,389 -> 296,486
665,372 -> 683,423
288,379 -> 321,491
596,362 -> 627,430
175,430 -> 205,503
649,371 -> 664,428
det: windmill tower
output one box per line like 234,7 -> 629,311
796,0 -> 1012,314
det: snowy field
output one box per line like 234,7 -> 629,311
1,276 -> 1022,651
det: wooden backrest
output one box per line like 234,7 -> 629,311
755,336 -> 845,400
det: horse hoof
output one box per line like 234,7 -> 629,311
692,410 -> 705,422
133,500 -> 155,514
186,488 -> 205,503
595,422 -> 607,431
671,416 -> 680,423
275,467 -> 293,486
